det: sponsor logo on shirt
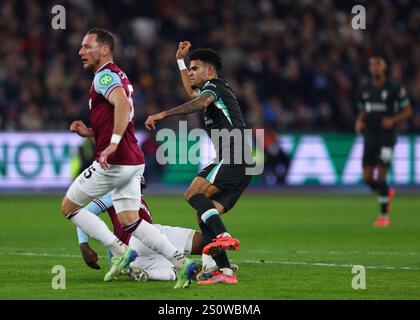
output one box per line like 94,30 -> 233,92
365,102 -> 387,112
100,73 -> 114,87
204,118 -> 214,125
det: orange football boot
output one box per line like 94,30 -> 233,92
203,236 -> 240,256
197,271 -> 238,285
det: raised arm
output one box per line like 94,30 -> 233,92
176,41 -> 200,99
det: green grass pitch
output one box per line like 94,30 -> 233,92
0,193 -> 419,300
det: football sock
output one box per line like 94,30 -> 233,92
202,253 -> 217,270
107,238 -> 127,256
220,267 -> 234,276
130,220 -> 185,269
203,214 -> 228,238
378,182 -> 390,215
199,221 -> 230,269
77,198 -> 106,244
189,193 -> 228,236
67,208 -> 122,252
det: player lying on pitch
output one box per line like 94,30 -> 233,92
76,191 -> 238,283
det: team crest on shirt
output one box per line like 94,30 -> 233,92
381,90 -> 388,100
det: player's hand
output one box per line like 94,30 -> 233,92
355,119 -> 365,134
145,113 -> 165,131
382,117 -> 395,129
80,243 -> 100,270
70,120 -> 92,137
176,41 -> 192,59
99,143 -> 118,170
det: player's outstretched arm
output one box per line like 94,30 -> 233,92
79,243 -> 101,269
99,87 -> 132,169
145,92 -> 215,130
176,41 -> 199,98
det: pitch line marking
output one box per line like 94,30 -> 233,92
0,251 -> 81,258
0,251 -> 418,271
242,259 -> 420,270
246,249 -> 420,256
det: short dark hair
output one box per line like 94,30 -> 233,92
189,48 -> 222,71
87,27 -> 115,52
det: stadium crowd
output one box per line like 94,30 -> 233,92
0,0 -> 419,132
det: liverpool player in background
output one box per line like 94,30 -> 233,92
355,56 -> 412,227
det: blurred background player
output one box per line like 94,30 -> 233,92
355,56 -> 412,227
61,27 -> 196,287
145,42 -> 252,285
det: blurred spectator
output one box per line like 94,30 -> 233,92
0,0 -> 418,132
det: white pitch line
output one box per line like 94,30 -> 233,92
242,260 -> 420,270
246,249 -> 420,256
1,251 -> 418,271
0,251 -> 81,258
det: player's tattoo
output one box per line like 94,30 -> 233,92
164,98 -> 204,116
163,92 -> 214,117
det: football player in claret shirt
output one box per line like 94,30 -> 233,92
61,28 -> 197,288
355,56 -> 412,227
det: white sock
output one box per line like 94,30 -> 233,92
69,208 -> 125,256
131,220 -> 185,268
107,238 -> 127,257
220,267 -> 234,276
202,253 -> 217,270
146,268 -> 177,281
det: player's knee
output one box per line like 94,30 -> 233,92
377,177 -> 387,184
61,197 -> 79,217
116,211 -> 139,227
212,200 -> 225,215
363,175 -> 374,184
184,188 -> 196,201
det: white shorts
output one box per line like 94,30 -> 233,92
129,225 -> 195,271
66,161 -> 144,212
